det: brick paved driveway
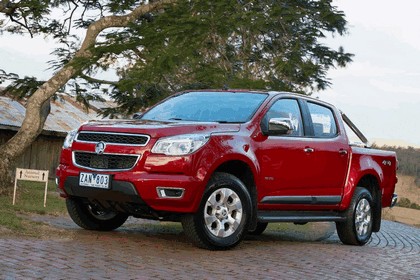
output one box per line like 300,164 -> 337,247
1,218 -> 419,279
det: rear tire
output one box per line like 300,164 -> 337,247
336,187 -> 373,245
182,172 -> 252,250
248,222 -> 268,236
66,197 -> 128,231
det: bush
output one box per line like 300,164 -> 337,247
397,197 -> 420,210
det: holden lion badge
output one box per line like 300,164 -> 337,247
95,141 -> 106,154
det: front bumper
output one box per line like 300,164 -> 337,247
390,193 -> 398,208
56,164 -> 206,214
63,176 -> 145,204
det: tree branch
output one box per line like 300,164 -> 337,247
78,0 -> 176,53
1,0 -> 177,164
63,0 -> 79,34
79,72 -> 118,85
162,75 -> 176,92
8,13 -> 33,37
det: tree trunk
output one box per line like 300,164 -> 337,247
0,158 -> 12,195
0,0 -> 175,191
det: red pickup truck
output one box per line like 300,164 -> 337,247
56,90 -> 398,250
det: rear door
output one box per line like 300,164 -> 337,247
302,101 -> 350,196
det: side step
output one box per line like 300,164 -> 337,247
257,211 -> 346,223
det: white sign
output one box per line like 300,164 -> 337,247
16,168 -> 48,182
13,168 -> 49,207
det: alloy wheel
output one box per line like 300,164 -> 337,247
355,198 -> 372,237
204,188 -> 243,238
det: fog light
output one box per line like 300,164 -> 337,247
157,187 -> 185,198
55,177 -> 60,186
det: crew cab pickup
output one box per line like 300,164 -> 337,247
56,90 -> 398,249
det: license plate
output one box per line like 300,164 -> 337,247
79,172 -> 110,189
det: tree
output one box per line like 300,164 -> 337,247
0,0 -> 353,191
100,0 -> 353,116
0,0 -> 175,192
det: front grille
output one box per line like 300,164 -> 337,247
74,152 -> 139,170
77,132 -> 149,146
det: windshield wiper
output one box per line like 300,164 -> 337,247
168,118 -> 185,121
214,120 -> 241,124
167,118 -> 238,123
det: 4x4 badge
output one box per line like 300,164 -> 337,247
95,141 -> 106,154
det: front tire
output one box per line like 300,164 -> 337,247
66,198 -> 128,231
336,187 -> 373,245
182,172 -> 252,250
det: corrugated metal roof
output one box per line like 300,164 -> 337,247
0,95 -> 112,135
0,96 -> 26,128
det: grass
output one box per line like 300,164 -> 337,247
0,179 -> 67,236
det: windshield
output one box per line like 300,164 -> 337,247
141,91 -> 268,123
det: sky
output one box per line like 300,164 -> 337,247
0,0 -> 420,147
317,0 -> 420,147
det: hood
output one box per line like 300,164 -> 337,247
79,119 -> 241,138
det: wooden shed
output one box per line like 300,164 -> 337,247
0,94 -> 113,178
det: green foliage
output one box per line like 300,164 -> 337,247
0,70 -> 18,85
2,76 -> 45,98
0,0 -> 51,36
0,0 -> 145,36
101,0 -> 353,115
1,0 -> 353,117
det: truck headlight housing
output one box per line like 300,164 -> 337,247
63,129 -> 78,149
151,134 -> 210,156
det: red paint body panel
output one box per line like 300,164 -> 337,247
56,91 -> 397,217
340,147 -> 397,210
80,120 -> 240,139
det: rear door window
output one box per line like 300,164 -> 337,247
307,102 -> 337,138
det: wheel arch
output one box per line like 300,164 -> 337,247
353,174 -> 382,232
341,153 -> 384,213
214,160 -> 258,230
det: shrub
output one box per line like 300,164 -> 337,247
397,197 -> 420,210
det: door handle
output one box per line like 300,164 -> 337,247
304,147 -> 314,153
339,149 -> 348,155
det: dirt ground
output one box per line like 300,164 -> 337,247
382,175 -> 420,227
383,207 -> 420,227
394,175 -> 420,204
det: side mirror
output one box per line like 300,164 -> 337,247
267,118 -> 293,136
133,113 -> 143,119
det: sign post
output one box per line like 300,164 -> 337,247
13,168 -> 49,207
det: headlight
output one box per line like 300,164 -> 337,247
151,134 -> 210,156
63,129 -> 78,148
